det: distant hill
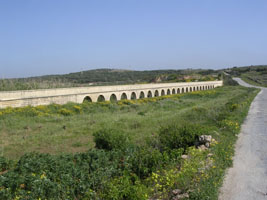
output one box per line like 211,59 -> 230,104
225,65 -> 267,87
0,68 -> 220,91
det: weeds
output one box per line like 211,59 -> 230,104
0,86 -> 260,199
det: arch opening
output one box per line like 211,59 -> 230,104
167,89 -> 171,95
154,90 -> 159,97
182,88 -> 184,93
161,90 -> 165,96
172,89 -> 176,94
110,94 -> 117,102
147,91 -> 152,98
121,93 -> 127,100
190,87 -> 192,92
177,88 -> 180,94
186,88 -> 188,93
131,92 -> 137,100
139,91 -> 145,99
83,96 -> 92,103
97,95 -> 105,102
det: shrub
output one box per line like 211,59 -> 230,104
129,147 -> 163,178
93,128 -> 129,151
100,172 -> 148,200
223,74 -> 238,86
0,156 -> 11,172
58,108 -> 73,116
159,124 -> 205,151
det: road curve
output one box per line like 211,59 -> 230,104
219,78 -> 267,200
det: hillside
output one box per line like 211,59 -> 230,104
225,65 -> 267,87
0,68 -> 220,91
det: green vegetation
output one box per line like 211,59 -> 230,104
226,65 -> 267,87
0,68 -> 220,91
0,86 -> 259,199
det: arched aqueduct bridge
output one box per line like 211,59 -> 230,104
0,81 -> 223,108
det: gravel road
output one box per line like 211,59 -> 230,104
219,78 -> 267,200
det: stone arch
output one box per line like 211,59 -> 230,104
121,93 -> 127,100
177,88 -> 180,94
167,89 -> 171,95
196,86 -> 199,91
193,87 -> 196,91
147,91 -> 152,98
172,88 -> 176,94
97,95 -> 105,102
182,88 -> 184,93
139,91 -> 145,99
110,94 -> 117,102
186,88 -> 188,93
161,89 -> 165,96
131,92 -> 137,100
154,90 -> 159,97
190,87 -> 192,92
83,96 -> 92,103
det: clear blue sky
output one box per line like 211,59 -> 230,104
1,0 -> 267,78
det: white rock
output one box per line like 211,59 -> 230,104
199,135 -> 212,143
198,144 -> 208,150
172,189 -> 182,195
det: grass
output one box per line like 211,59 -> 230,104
0,88 -> 238,159
0,85 -> 260,199
240,73 -> 267,87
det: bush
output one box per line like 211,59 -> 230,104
0,156 -> 11,172
100,172 -> 148,200
58,108 -> 73,116
159,124 -> 205,151
223,74 -> 238,86
93,128 -> 129,151
129,147 -> 163,178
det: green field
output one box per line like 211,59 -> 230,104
240,72 -> 267,87
0,85 -> 259,199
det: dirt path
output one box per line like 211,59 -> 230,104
219,78 -> 267,200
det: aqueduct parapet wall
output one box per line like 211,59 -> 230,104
0,81 -> 223,108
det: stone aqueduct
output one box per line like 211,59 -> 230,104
0,81 -> 223,108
